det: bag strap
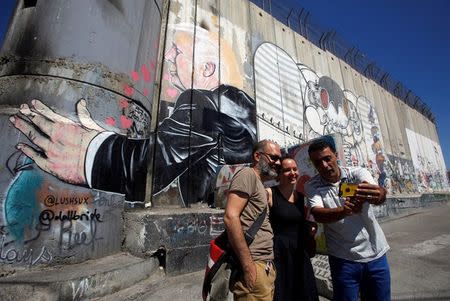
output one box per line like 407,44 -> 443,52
201,206 -> 267,300
243,206 -> 267,245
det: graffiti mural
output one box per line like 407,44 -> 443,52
406,128 -> 448,192
356,95 -> 389,187
1,9 -> 257,269
298,65 -> 366,170
213,163 -> 248,208
153,23 -> 257,206
386,155 -> 418,194
254,43 -> 304,148
253,43 -> 388,187
252,41 -> 448,195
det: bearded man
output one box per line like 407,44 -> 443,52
224,140 -> 281,300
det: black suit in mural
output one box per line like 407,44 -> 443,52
91,85 -> 257,203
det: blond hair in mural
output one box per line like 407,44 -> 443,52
164,23 -> 242,96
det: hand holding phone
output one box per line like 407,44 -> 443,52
339,182 -> 358,198
339,181 -> 364,215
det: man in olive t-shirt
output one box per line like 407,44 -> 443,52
224,140 -> 281,301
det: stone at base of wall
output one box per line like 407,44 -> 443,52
0,252 -> 160,300
123,205 -> 224,275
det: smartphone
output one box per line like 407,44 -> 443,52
339,182 -> 358,198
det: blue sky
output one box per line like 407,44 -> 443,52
1,0 -> 449,170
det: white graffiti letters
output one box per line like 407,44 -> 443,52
0,235 -> 53,266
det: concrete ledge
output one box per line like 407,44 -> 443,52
0,252 -> 159,300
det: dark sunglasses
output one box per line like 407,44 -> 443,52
259,152 -> 281,162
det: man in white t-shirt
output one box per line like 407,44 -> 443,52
304,138 -> 391,301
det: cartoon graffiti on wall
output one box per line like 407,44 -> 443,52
298,66 -> 369,172
254,42 -> 388,186
356,95 -> 389,187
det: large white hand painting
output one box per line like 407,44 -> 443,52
10,99 -> 104,185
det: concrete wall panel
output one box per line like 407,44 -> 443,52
311,46 -> 331,78
273,20 -> 297,60
396,101 -> 412,159
220,0 -> 252,93
339,61 -> 356,93
0,0 -> 163,267
254,43 -> 303,148
392,97 -> 409,157
294,37 -> 315,71
352,69 -> 366,97
326,52 -> 344,88
249,3 -> 276,47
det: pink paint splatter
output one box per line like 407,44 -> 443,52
141,64 -> 151,82
119,99 -> 129,109
120,115 -> 133,129
163,73 -> 170,81
131,71 -> 140,81
150,60 -> 156,69
166,88 -> 178,98
143,88 -> 149,96
124,85 -> 134,96
106,117 -> 116,126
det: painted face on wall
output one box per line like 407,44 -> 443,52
164,30 -> 219,92
165,32 -> 194,91
309,146 -> 340,183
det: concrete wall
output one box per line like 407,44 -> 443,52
0,0 -> 163,266
0,0 -> 448,268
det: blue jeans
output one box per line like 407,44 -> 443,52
329,254 -> 391,301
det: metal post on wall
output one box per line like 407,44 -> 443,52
297,8 -> 305,37
287,8 -> 293,29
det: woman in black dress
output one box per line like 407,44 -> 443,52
267,157 -> 319,301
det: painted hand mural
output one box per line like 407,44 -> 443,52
10,99 -> 103,186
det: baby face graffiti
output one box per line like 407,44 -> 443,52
305,76 -> 359,136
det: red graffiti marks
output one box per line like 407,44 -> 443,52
123,85 -> 134,97
105,117 -> 116,126
141,64 -> 152,82
120,115 -> 133,129
131,71 -> 140,81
